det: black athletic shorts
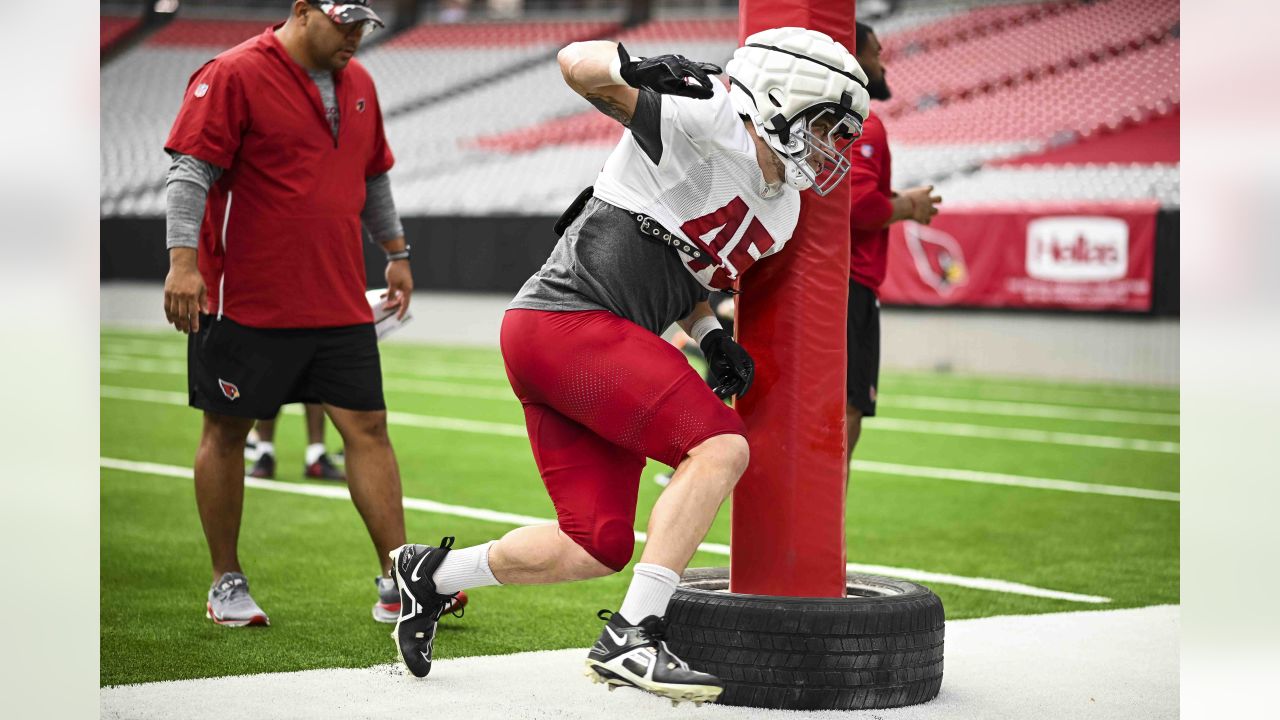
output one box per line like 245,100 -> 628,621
846,279 -> 880,416
188,313 -> 385,420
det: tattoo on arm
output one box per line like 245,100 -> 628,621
586,93 -> 633,126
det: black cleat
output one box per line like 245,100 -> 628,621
248,452 -> 275,479
388,538 -> 459,678
584,610 -> 724,706
305,452 -> 346,481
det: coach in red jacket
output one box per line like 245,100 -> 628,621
162,1 -> 412,627
846,22 -> 943,462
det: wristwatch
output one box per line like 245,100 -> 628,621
386,245 -> 411,262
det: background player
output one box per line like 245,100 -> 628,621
385,28 -> 869,705
246,404 -> 346,481
845,20 -> 942,463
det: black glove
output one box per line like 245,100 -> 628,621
617,42 -> 722,100
700,329 -> 754,400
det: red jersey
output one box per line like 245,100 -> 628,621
847,112 -> 892,291
165,27 -> 395,328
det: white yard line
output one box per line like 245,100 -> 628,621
102,336 -> 506,367
101,354 -> 1179,426
100,385 -> 1175,501
870,417 -> 1178,454
100,457 -> 550,527
384,409 -> 528,437
851,459 -> 1178,502
99,381 -> 1177,454
101,352 -> 507,383
368,361 -> 506,381
99,383 -> 1176,501
100,456 -> 1111,604
884,380 -> 1179,413
100,350 -> 1179,421
384,378 -> 515,400
100,356 -> 184,375
100,356 -> 513,401
102,606 -> 1176,720
101,385 -> 188,404
885,394 -> 1179,426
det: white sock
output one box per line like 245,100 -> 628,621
432,541 -> 501,595
305,443 -> 326,466
618,563 -> 680,624
256,441 -> 275,458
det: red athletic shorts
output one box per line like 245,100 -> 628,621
500,309 -> 746,570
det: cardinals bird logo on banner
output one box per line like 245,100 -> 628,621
905,221 -> 969,296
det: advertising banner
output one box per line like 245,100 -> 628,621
878,203 -> 1159,311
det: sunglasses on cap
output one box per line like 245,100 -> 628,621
306,1 -> 385,38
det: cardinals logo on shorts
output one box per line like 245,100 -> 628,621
218,379 -> 240,401
356,98 -> 366,113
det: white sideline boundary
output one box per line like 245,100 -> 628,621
100,457 -> 1110,604
101,605 -> 1179,720
98,381 -> 1178,454
97,384 -> 1178,501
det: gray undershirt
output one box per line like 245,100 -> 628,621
509,197 -> 708,336
309,69 -> 340,140
165,71 -> 403,249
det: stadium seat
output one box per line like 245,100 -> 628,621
880,0 -> 1179,120
101,15 -> 139,52
100,1 -> 1180,217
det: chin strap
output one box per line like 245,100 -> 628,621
782,159 -> 813,191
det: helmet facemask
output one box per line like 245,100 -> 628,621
767,106 -> 863,196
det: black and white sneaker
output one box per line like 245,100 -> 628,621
584,610 -> 724,706
388,538 -> 459,678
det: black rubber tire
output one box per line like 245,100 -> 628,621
665,567 -> 945,710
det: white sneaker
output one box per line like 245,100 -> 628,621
206,572 -> 269,627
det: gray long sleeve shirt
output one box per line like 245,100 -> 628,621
165,69 -> 404,249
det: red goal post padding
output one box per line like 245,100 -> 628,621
730,1 -> 855,598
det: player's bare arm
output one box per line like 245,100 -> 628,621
558,41 -> 640,124
558,40 -> 723,125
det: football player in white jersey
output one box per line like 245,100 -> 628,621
387,28 -> 869,705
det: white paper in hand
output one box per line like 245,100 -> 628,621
366,289 -> 413,341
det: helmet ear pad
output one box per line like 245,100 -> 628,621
768,114 -> 791,147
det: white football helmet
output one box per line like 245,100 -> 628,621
728,27 -> 871,195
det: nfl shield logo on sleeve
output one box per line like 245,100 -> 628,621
195,83 -> 210,98
218,379 -> 240,401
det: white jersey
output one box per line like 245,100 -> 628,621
592,81 -> 801,291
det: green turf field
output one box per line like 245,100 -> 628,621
99,327 -> 1179,687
